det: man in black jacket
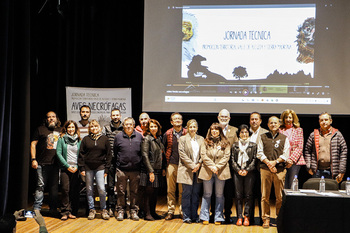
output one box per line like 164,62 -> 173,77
102,108 -> 123,216
114,117 -> 143,221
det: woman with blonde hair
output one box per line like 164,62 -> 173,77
177,119 -> 204,224
279,109 -> 305,189
78,120 -> 112,220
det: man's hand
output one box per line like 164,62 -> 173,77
80,171 -> 86,177
31,160 -> 38,169
308,169 -> 314,176
336,173 -> 344,183
68,166 -> 77,173
149,172 -> 155,183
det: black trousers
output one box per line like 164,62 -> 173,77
233,171 -> 255,218
60,169 -> 80,216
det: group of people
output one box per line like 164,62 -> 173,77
30,106 -> 347,228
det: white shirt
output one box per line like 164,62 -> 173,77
190,136 -> 200,162
250,126 -> 261,143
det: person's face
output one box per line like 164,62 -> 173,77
188,122 -> 198,136
67,123 -> 76,136
284,113 -> 293,126
47,112 -> 57,127
218,112 -> 230,127
171,114 -> 183,128
90,123 -> 100,134
80,107 -> 91,120
123,119 -> 134,135
268,117 -> 280,133
211,127 -> 220,138
111,110 -> 121,123
139,114 -> 150,127
239,128 -> 249,140
319,114 -> 332,131
250,113 -> 262,130
149,122 -> 158,137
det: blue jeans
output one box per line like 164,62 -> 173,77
181,173 -> 202,221
313,169 -> 332,179
285,165 -> 301,189
33,164 -> 59,210
200,174 -> 225,222
85,169 -> 107,210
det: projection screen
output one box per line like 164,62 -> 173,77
143,0 -> 350,114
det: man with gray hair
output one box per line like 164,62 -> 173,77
257,116 -> 290,228
305,112 -> 347,182
114,117 -> 143,221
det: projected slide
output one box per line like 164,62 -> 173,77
182,5 -> 315,82
143,0 -> 350,114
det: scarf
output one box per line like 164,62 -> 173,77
237,138 -> 250,169
90,133 -> 102,141
63,133 -> 79,146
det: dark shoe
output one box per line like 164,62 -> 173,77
144,215 -> 155,221
243,216 -> 250,226
179,213 -> 183,219
116,211 -> 124,221
225,217 -> 233,224
152,213 -> 162,220
192,219 -> 201,223
130,212 -> 140,221
165,213 -> 174,220
183,219 -> 192,224
236,218 -> 243,226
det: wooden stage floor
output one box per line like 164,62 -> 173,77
17,196 -> 277,233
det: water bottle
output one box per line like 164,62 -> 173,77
319,176 -> 326,192
292,175 -> 299,191
346,177 -> 350,195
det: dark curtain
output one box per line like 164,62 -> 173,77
0,0 -> 31,215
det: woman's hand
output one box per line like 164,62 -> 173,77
68,166 -> 77,173
192,164 -> 200,173
149,172 -> 155,183
238,170 -> 248,176
285,159 -> 293,168
80,171 -> 86,177
211,166 -> 218,175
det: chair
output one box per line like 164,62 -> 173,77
340,180 -> 346,190
302,178 -> 339,190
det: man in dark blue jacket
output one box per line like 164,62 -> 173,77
114,117 -> 143,221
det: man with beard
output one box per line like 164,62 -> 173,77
135,112 -> 150,136
77,105 -> 91,138
102,108 -> 123,216
215,109 -> 238,224
31,111 -> 62,216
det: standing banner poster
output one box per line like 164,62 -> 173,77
66,87 -> 132,127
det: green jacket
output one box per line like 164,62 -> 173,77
56,137 -> 81,169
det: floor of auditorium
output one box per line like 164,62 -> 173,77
16,196 -> 277,233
